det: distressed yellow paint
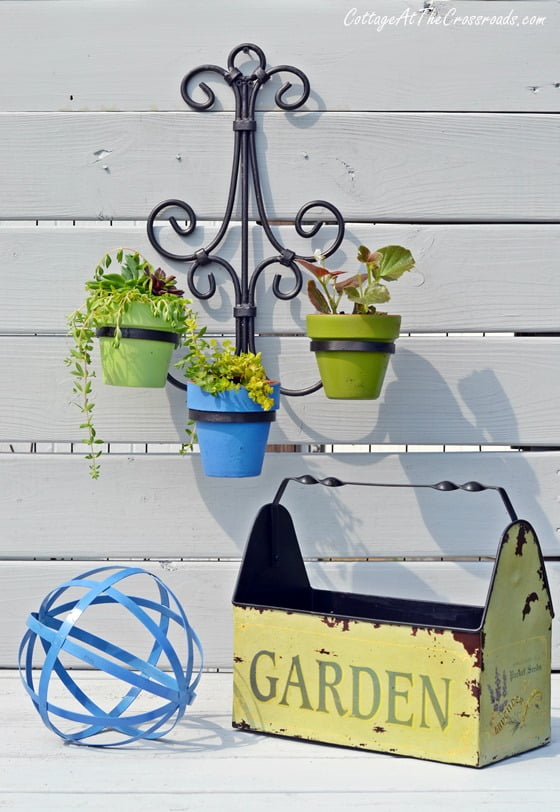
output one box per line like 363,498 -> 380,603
234,607 -> 481,764
233,516 -> 552,766
478,522 -> 552,766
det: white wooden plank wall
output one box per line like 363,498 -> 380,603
1,224 -> 559,333
1,0 -> 559,673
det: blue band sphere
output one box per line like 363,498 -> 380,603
19,565 -> 203,746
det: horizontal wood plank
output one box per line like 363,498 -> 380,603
0,1 -> 557,112
2,559 -> 560,669
2,222 -> 560,334
0,335 -> 558,445
0,451 -> 558,559
0,113 -> 558,221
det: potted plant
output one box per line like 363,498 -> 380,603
177,339 -> 280,478
66,249 -> 200,478
297,244 -> 415,399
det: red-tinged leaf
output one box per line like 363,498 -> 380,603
335,272 -> 367,291
357,244 -> 382,268
296,258 -> 345,280
296,257 -> 320,272
307,279 -> 331,313
367,251 -> 382,265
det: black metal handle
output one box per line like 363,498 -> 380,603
272,475 -> 518,523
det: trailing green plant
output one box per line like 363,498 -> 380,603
297,244 -> 415,315
176,338 -> 275,450
66,249 -> 201,478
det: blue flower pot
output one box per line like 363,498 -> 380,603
187,383 -> 280,478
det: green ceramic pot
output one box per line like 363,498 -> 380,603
97,302 -> 180,388
306,313 -> 401,399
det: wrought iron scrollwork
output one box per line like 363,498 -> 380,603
147,43 -> 345,395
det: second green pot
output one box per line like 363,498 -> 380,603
306,313 -> 401,399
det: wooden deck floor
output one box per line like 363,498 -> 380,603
1,672 -> 559,810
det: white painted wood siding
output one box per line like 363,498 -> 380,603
1,336 -> 558,444
0,1 -> 556,112
0,0 -> 558,677
2,223 -> 559,334
0,113 -> 557,221
1,452 -> 558,559
3,560 -> 560,670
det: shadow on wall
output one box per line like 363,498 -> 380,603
374,348 -> 555,545
164,342 -> 555,600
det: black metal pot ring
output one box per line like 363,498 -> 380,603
310,339 -> 396,354
188,409 -> 276,424
96,326 -> 181,348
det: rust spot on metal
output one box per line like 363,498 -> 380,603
515,524 -> 528,556
466,679 -> 481,710
452,631 -> 482,668
411,627 -> 419,637
232,720 -> 251,731
316,648 -> 333,656
322,615 -> 352,632
457,712 -> 471,718
373,726 -> 386,733
233,656 -> 244,663
522,592 -> 538,620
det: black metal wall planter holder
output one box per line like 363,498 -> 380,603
146,42 -> 346,398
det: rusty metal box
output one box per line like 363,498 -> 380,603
232,476 -> 553,767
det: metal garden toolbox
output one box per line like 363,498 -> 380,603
232,475 -> 554,767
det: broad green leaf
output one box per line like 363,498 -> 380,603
125,254 -> 140,280
360,283 -> 391,305
343,286 -> 361,302
98,272 -> 126,286
377,245 -> 415,281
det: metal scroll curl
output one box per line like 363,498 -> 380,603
146,43 -> 346,397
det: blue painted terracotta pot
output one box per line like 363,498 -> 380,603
187,382 -> 280,478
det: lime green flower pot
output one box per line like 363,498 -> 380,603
97,303 -> 180,388
306,313 -> 401,399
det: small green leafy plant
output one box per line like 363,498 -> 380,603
177,338 -> 276,449
66,249 -> 200,478
297,244 -> 415,315
179,339 -> 274,409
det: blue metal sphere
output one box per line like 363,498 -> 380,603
19,566 -> 203,746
